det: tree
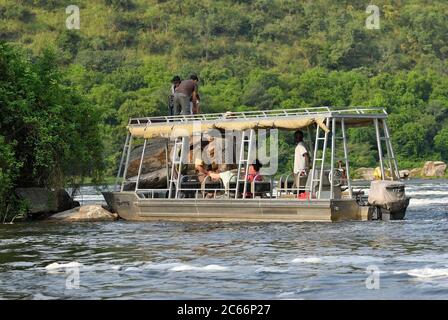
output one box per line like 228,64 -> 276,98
434,128 -> 448,161
0,42 -> 105,220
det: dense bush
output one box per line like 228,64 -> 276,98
0,42 -> 104,221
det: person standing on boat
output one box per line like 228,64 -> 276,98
168,76 -> 181,116
173,74 -> 199,115
293,130 -> 310,192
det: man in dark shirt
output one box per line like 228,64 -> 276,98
173,74 -> 199,115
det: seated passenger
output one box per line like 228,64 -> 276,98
245,159 -> 263,198
208,165 -> 237,197
195,159 -> 208,183
195,160 -> 223,198
247,159 -> 263,183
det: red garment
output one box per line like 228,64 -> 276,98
247,173 -> 262,182
245,171 -> 262,198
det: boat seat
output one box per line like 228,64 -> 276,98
225,181 -> 272,198
285,180 -> 295,189
180,175 -> 201,189
228,182 -> 246,193
179,175 -> 201,198
181,181 -> 202,189
203,180 -> 223,190
252,181 -> 272,193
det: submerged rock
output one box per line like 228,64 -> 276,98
48,205 -> 118,222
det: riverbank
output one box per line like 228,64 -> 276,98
354,161 -> 448,180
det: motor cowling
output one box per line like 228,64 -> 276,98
368,180 -> 408,220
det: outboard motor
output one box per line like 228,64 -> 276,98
368,180 -> 410,221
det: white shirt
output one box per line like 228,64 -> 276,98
219,170 -> 237,190
294,141 -> 308,174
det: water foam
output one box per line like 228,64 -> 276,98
291,255 -> 382,265
406,190 -> 448,196
45,262 -> 83,270
409,198 -> 448,207
291,257 -> 322,264
123,267 -> 143,273
169,264 -> 229,272
394,267 -> 448,278
255,266 -> 288,273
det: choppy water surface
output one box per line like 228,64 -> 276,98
1,180 -> 447,300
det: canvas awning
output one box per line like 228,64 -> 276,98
128,117 -> 330,139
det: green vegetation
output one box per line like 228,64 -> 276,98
1,0 -> 448,218
0,42 -> 104,221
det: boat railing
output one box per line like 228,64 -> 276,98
134,172 -> 359,200
135,174 -> 275,200
275,174 -> 309,198
252,175 -> 274,199
136,189 -> 170,199
128,107 -> 387,126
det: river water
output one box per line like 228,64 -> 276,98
0,179 -> 447,300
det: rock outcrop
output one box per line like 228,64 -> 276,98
422,161 -> 447,177
123,136 -> 227,190
399,170 -> 410,179
409,168 -> 423,178
355,167 -> 375,180
48,205 -> 118,222
15,188 -> 79,217
123,168 -> 169,190
126,138 -> 172,178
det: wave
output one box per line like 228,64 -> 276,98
291,257 -> 322,264
89,262 -> 231,273
394,253 -> 448,263
45,262 -> 83,270
143,262 -> 184,271
409,198 -> 448,206
406,190 -> 448,196
291,255 -> 383,265
169,264 -> 229,272
6,261 -> 35,268
123,266 -> 143,273
255,266 -> 288,273
276,291 -> 296,298
394,267 -> 448,279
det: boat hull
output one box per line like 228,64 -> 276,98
102,192 -> 382,222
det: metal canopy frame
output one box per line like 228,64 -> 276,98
116,107 -> 399,201
127,107 -> 387,126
